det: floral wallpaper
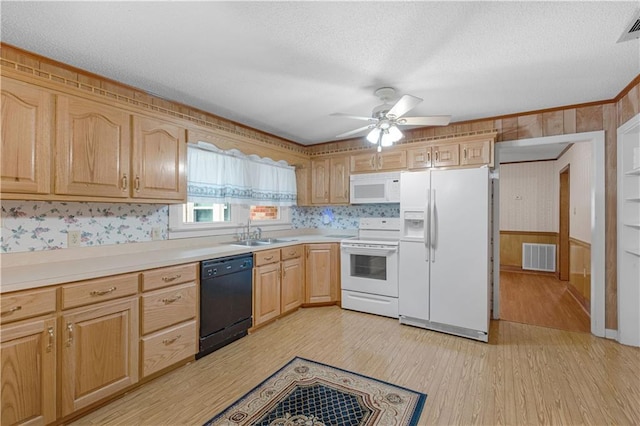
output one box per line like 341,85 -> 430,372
291,204 -> 400,229
1,201 -> 169,253
1,201 -> 399,253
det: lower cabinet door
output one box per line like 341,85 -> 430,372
60,297 -> 139,417
281,257 -> 303,314
141,320 -> 196,377
1,317 -> 56,426
254,263 -> 281,326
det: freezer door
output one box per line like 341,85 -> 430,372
429,167 -> 490,332
398,240 -> 430,321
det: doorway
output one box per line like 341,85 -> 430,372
559,165 -> 570,281
492,131 -> 606,337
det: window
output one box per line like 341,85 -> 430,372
184,202 -> 230,223
169,203 -> 291,239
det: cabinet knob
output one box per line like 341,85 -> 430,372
463,148 -> 467,160
121,174 -> 128,191
135,176 -> 141,192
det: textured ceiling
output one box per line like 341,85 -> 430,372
1,1 -> 639,145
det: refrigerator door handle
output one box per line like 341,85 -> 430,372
431,189 -> 437,262
424,198 -> 429,262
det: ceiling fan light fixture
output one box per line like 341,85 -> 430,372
388,125 -> 403,142
366,127 -> 381,144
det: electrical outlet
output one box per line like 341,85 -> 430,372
151,227 -> 162,240
68,230 -> 81,247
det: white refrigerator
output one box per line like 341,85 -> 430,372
398,167 -> 491,342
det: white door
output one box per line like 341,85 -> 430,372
429,167 -> 490,332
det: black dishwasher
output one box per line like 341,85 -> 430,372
197,253 -> 253,360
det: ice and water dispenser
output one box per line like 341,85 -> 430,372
402,211 -> 425,239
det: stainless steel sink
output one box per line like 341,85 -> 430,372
256,238 -> 290,244
230,240 -> 263,247
229,238 -> 295,247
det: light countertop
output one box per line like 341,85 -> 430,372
0,232 -> 354,293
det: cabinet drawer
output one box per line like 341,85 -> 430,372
0,287 -> 56,324
255,249 -> 280,266
61,273 -> 139,310
141,320 -> 196,377
141,282 -> 197,335
281,245 -> 302,261
141,263 -> 197,292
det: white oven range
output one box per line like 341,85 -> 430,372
340,218 -> 400,318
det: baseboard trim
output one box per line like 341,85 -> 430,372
605,328 -> 618,340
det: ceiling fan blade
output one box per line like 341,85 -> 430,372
336,125 -> 374,138
330,113 -> 376,122
397,115 -> 452,126
386,94 -> 423,119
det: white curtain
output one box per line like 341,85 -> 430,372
187,142 -> 297,206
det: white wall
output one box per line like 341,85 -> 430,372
499,161 -> 558,232
556,142 -> 592,244
499,142 -> 592,242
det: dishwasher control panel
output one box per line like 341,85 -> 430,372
201,254 -> 253,278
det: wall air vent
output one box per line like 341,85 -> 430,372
617,11 -> 640,43
522,243 -> 556,272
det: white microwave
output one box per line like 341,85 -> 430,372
350,172 -> 401,204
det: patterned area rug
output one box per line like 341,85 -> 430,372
203,357 -> 426,426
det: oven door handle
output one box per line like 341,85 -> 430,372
341,245 -> 398,256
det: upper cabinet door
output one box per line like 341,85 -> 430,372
350,153 -> 377,173
377,150 -> 406,171
432,144 -> 460,168
1,78 -> 52,194
329,157 -> 350,204
55,96 -> 131,197
131,116 -> 186,200
460,140 -> 491,166
311,158 -> 330,204
407,147 -> 432,170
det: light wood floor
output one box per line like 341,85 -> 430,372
72,306 -> 639,426
500,271 -> 591,333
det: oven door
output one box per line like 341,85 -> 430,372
340,243 -> 398,297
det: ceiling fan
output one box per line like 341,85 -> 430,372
331,87 -> 451,151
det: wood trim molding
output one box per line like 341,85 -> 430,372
614,74 -> 640,102
569,237 -> 591,249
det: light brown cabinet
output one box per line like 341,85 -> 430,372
350,150 -> 407,173
311,158 -> 330,204
60,296 -> 139,416
1,77 -> 52,195
460,139 -> 492,166
311,157 -> 350,205
305,243 -> 340,304
0,262 -> 199,424
407,146 -> 433,170
55,96 -> 131,197
432,144 -> 460,167
1,316 -> 56,426
131,115 -> 186,200
140,263 -> 198,377
1,75 -> 187,203
253,249 -> 282,327
280,245 -> 304,314
329,157 -> 350,204
295,165 -> 312,206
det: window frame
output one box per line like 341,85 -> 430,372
168,203 -> 292,239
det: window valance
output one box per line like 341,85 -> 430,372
186,142 -> 297,206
